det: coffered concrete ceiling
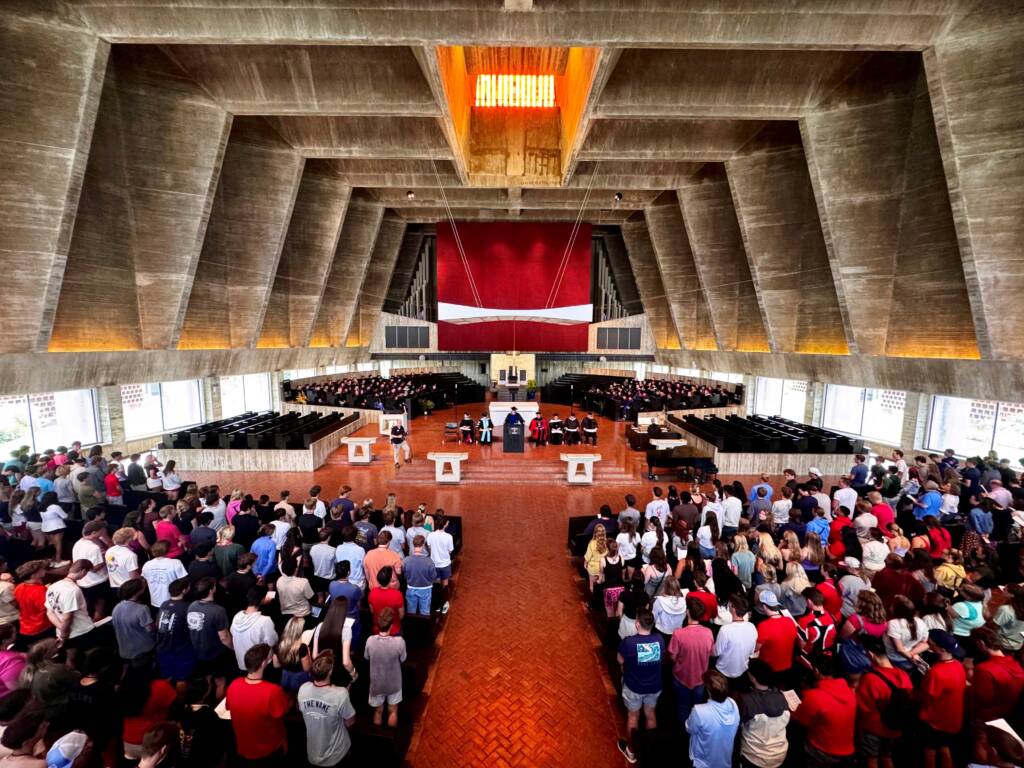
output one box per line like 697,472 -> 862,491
0,0 -> 1021,400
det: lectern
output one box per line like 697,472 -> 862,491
503,424 -> 524,453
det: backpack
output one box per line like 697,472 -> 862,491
868,668 -> 917,732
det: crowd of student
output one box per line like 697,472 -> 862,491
285,375 -> 431,410
578,453 -> 1024,768
586,378 -> 741,416
0,444 -> 459,767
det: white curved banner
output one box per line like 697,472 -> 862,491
438,302 -> 593,326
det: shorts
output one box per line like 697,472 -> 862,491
603,586 -> 625,613
311,575 -> 331,594
621,684 -> 660,712
920,724 -> 958,750
368,689 -> 402,707
80,582 -> 110,614
158,648 -> 197,682
194,649 -> 236,680
435,564 -> 452,581
859,732 -> 895,758
63,628 -> 98,651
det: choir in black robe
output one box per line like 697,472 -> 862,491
563,415 -> 580,445
581,415 -> 598,446
548,416 -> 564,446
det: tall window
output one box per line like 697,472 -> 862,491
282,369 -> 315,382
823,385 -> 905,444
928,396 -> 1024,466
121,380 -> 204,438
753,378 -> 808,422
219,373 -> 272,418
0,389 -> 99,455
709,371 -> 744,384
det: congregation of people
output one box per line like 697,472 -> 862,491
0,442 -> 459,767
577,450 -> 1024,768
588,379 -> 741,417
286,374 -> 431,410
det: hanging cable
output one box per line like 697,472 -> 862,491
545,160 -> 599,309
431,158 -> 483,307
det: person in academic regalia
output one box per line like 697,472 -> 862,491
504,407 -> 525,427
529,414 -> 548,446
477,413 -> 493,445
548,414 -> 564,446
459,413 -> 475,444
563,414 -> 581,446
581,413 -> 598,446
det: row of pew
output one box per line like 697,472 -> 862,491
162,410 -> 358,450
671,414 -> 864,454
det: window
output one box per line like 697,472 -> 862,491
219,373 -> 272,418
596,326 -> 641,350
673,367 -> 701,377
121,380 -> 204,438
384,326 -> 429,349
928,396 -> 1024,467
709,372 -> 744,385
356,362 -> 375,372
0,389 -> 99,455
753,377 -> 808,422
282,369 -> 315,382
823,385 -> 905,444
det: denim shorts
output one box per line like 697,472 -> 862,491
621,684 -> 660,712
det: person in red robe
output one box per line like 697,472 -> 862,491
529,414 -> 548,446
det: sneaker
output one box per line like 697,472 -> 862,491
440,601 -> 450,614
395,462 -> 400,469
405,458 -> 412,463
616,739 -> 636,764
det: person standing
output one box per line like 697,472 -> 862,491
720,486 -> 742,541
754,592 -> 798,686
917,630 -> 967,768
141,541 -> 187,609
581,413 -> 598,446
188,576 -> 233,700
686,670 -> 740,768
71,521 -> 109,619
403,535 -> 437,618
713,594 -> 758,686
645,487 -> 670,530
668,596 -> 714,725
298,650 -> 356,767
616,608 -> 665,765
390,422 -> 411,468
226,643 -> 290,765
230,586 -> 279,672
792,657 -> 856,766
426,515 -> 454,614
738,659 -> 790,768
365,607 -> 407,727
856,635 -> 913,768
44,559 -> 97,662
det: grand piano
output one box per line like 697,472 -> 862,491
645,445 -> 719,482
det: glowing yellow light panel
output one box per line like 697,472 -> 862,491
474,74 -> 556,108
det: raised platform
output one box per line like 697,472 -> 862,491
386,453 -> 637,486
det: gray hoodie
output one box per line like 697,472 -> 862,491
229,610 -> 278,670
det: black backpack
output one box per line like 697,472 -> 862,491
868,668 -> 917,731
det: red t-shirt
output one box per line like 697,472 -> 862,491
756,615 -> 798,671
123,679 -> 176,745
918,659 -> 966,733
856,665 -> 913,737
971,655 -> 1024,722
815,581 -> 842,620
104,474 -> 122,498
14,582 -> 49,636
828,518 -> 852,559
871,503 -> 895,534
226,678 -> 290,759
368,587 -> 404,635
928,527 -> 952,559
794,678 -> 856,756
691,590 -> 718,622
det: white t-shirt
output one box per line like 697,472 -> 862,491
645,499 -> 669,528
713,619 -> 758,678
721,496 -> 742,528
426,530 -> 454,568
277,576 -> 313,617
853,512 -> 878,541
313,499 -> 328,520
640,530 -> 662,562
813,492 -> 833,521
884,617 -> 928,659
895,459 -> 909,483
105,544 -> 139,588
310,543 -> 338,580
834,487 -> 858,516
270,520 -> 291,549
771,499 -> 792,527
615,533 -> 638,561
142,557 -> 187,607
71,538 -> 107,588
41,504 -> 68,533
45,579 -> 94,639
861,540 -> 889,572
162,473 -> 181,491
696,526 -> 714,551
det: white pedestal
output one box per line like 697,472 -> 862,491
561,453 -> 602,485
488,401 -> 539,437
649,439 -> 687,450
341,436 -> 378,464
380,412 -> 408,436
426,452 -> 469,484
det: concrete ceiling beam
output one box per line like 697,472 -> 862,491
347,216 -> 408,347
620,219 -> 682,351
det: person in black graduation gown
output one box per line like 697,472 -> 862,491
548,414 -> 563,446
458,413 -> 475,444
581,413 -> 598,446
504,407 -> 525,427
563,414 -> 580,445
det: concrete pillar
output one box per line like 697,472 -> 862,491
725,144 -> 850,355
202,376 -> 221,422
678,166 -> 771,352
803,382 -> 818,426
179,119 -> 305,350
924,8 -> 1024,361
258,162 -> 351,349
310,200 -> 385,348
644,197 -> 717,351
347,216 -> 408,347
619,220 -> 681,350
0,17 -> 108,352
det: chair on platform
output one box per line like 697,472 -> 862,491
442,422 -> 460,443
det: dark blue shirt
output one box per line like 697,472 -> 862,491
619,633 -> 665,694
850,463 -> 869,486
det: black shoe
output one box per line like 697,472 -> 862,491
616,739 -> 637,764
